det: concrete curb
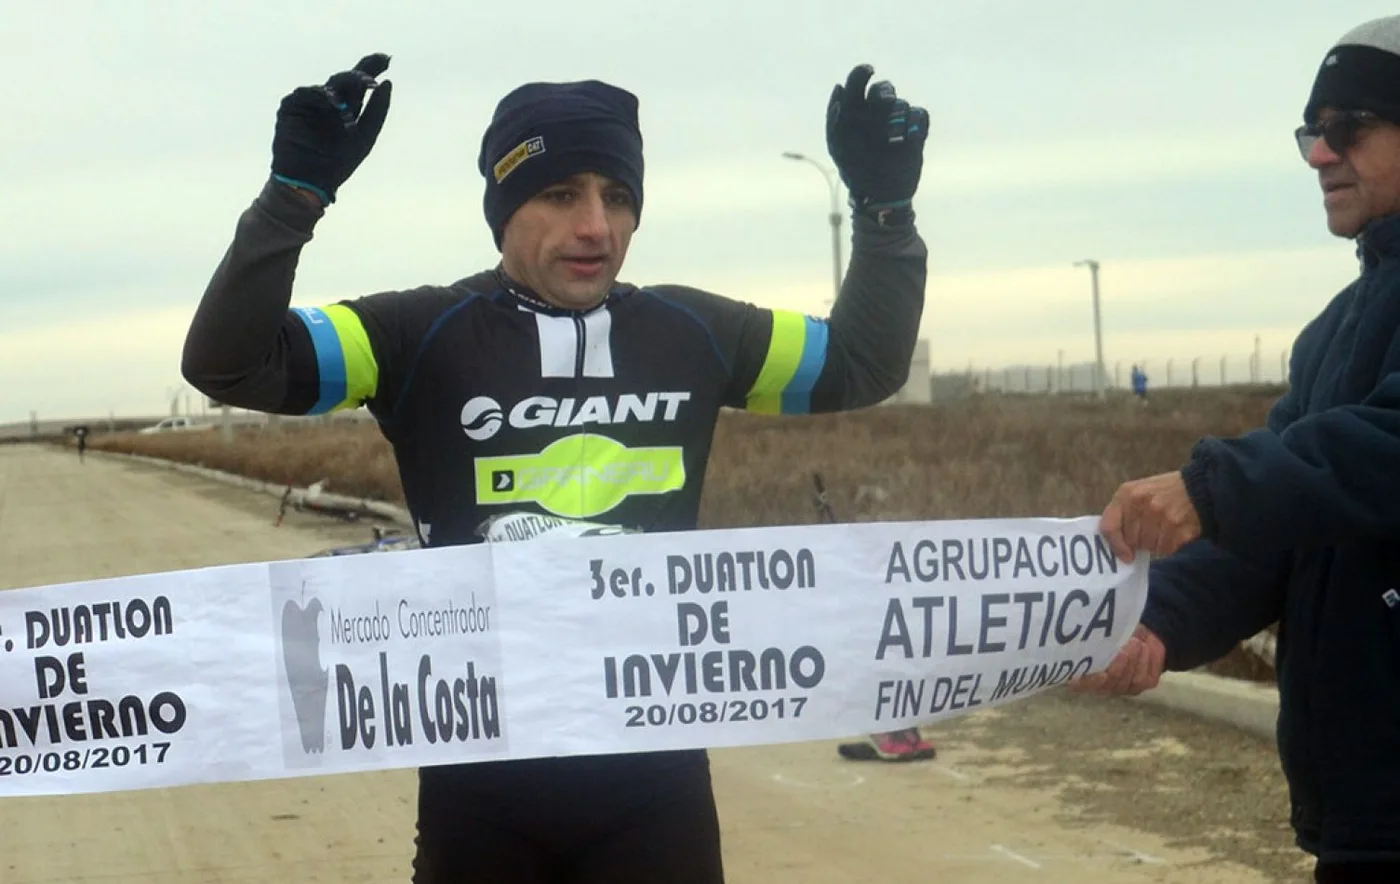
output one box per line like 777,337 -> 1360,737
87,447 -> 414,528
1130,669 -> 1279,742
82,444 -> 1282,742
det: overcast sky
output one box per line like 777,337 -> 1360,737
3,1 -> 1395,423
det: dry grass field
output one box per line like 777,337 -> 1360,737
88,386 -> 1288,682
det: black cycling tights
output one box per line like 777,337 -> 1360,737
411,750 -> 725,884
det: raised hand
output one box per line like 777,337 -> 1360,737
271,53 -> 394,205
825,64 -> 929,218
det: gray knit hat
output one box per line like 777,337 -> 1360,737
1305,15 -> 1400,125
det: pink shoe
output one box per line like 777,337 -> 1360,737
837,728 -> 937,762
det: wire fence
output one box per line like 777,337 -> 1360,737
923,348 -> 1292,400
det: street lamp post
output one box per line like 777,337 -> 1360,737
164,383 -> 187,417
782,151 -> 843,307
1074,259 -> 1107,400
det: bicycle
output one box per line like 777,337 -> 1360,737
274,480 -> 377,527
308,524 -> 422,558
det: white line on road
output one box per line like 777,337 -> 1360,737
770,772 -> 865,789
990,844 -> 1043,869
1099,837 -> 1164,864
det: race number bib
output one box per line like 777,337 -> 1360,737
475,511 -> 640,544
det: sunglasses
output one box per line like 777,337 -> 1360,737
1294,110 -> 1383,161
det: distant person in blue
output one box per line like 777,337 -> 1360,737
1130,363 -> 1148,402
1075,14 -> 1400,883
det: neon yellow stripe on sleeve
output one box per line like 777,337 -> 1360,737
322,304 -> 379,409
745,311 -> 808,415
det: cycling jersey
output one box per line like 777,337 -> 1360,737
184,180 -> 927,548
182,177 -> 927,883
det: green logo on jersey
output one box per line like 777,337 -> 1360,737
475,433 -> 686,519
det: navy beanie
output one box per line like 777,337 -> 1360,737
1305,15 -> 1400,125
477,80 -> 644,249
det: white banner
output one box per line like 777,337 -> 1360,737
0,516 -> 1145,797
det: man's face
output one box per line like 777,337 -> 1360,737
1304,107 -> 1400,238
499,172 -> 637,310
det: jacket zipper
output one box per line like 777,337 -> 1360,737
572,315 -> 586,378
570,316 -> 588,521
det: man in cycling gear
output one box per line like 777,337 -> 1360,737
182,54 -> 930,884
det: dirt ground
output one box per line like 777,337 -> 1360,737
0,444 -> 1311,883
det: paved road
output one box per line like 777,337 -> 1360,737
0,444 -> 1305,882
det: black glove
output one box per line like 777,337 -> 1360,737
271,53 -> 393,205
826,64 -> 928,219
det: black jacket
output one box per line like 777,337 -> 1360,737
1144,213 -> 1400,863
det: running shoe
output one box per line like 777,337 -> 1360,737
836,728 -> 937,762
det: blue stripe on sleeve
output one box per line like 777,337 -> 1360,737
292,307 -> 347,415
781,316 -> 830,414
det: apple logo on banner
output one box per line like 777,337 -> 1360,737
281,583 -> 328,754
